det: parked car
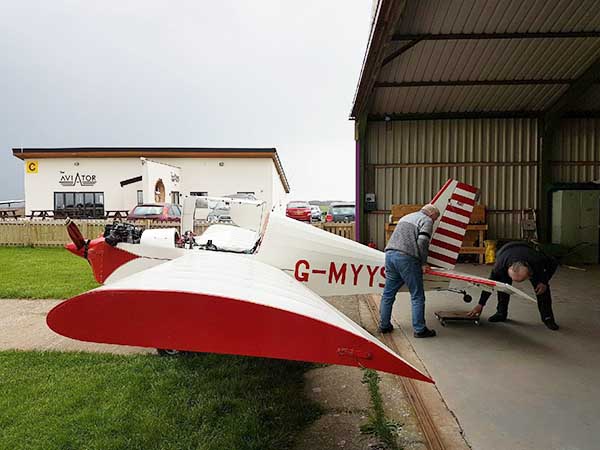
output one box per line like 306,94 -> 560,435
127,203 -> 181,222
326,203 -> 355,222
286,201 -> 312,222
310,205 -> 323,222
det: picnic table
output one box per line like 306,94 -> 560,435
28,210 -> 55,219
0,208 -> 22,219
105,210 -> 130,220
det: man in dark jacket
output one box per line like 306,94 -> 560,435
468,241 -> 560,330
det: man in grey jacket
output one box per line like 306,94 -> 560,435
380,204 -> 440,338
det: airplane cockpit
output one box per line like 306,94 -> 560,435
181,196 -> 268,254
100,195 -> 269,255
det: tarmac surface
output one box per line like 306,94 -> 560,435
388,263 -> 600,450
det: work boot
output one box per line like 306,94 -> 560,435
379,324 -> 394,334
413,327 -> 436,338
488,313 -> 507,323
543,318 -> 560,331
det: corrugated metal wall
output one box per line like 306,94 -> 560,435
364,118 -> 539,248
553,118 -> 600,183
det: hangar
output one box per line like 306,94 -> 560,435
352,0 -> 600,262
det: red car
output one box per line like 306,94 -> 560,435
286,201 -> 312,222
127,203 -> 182,222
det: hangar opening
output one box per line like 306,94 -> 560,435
351,0 -> 600,263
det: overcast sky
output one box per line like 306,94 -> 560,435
0,1 -> 372,201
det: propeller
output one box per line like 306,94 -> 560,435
65,218 -> 86,251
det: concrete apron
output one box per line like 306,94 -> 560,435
0,299 -> 150,354
387,263 -> 600,450
296,295 -> 467,450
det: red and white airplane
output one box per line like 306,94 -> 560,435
47,179 -> 534,384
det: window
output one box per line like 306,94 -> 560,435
84,192 -> 94,208
54,192 -> 104,219
137,190 -> 143,205
190,191 -> 208,197
171,191 -> 180,205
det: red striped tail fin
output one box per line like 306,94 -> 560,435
427,180 -> 478,270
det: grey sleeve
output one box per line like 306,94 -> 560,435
416,217 -> 433,263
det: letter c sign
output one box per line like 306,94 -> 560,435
26,161 -> 38,174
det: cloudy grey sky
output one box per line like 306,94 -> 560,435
0,1 -> 372,201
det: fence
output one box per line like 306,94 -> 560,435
0,219 -> 355,247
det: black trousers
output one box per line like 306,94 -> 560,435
496,282 -> 555,322
497,258 -> 557,321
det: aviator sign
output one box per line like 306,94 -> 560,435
59,171 -> 97,187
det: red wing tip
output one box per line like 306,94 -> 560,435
46,290 -> 436,383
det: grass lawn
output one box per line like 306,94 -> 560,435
0,247 -> 99,299
0,351 -> 320,450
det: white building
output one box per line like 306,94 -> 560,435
12,147 -> 290,218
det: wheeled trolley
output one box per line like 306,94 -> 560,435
434,311 -> 480,327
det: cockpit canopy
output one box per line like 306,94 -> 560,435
182,196 -> 268,253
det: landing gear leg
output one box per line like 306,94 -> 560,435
433,288 -> 472,303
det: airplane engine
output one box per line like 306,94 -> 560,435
140,228 -> 180,248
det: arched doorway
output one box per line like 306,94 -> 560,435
154,179 -> 165,203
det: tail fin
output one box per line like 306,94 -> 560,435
427,179 -> 478,270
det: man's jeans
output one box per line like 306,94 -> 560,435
380,250 -> 426,333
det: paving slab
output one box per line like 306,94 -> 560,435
295,295 -> 429,450
0,299 -> 150,354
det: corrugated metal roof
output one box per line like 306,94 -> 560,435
379,38 -> 600,82
372,84 -> 567,114
395,0 -> 600,35
351,0 -> 600,118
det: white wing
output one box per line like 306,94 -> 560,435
48,251 -> 433,383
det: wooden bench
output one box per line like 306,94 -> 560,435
385,204 -> 488,264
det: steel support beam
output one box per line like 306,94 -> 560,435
368,111 -> 539,121
391,31 -> 600,41
355,114 -> 369,244
381,38 -> 424,67
374,79 -> 578,88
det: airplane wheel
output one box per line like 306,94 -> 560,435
157,349 -> 181,356
463,294 -> 472,303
